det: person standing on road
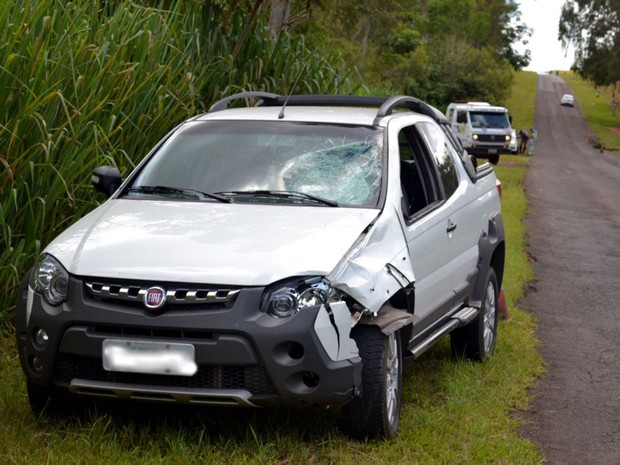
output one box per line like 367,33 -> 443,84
528,127 -> 537,156
518,128 -> 529,153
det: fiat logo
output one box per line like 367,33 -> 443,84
144,287 -> 166,310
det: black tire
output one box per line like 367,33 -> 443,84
26,382 -> 74,419
340,326 -> 402,440
451,267 -> 499,361
488,154 -> 500,165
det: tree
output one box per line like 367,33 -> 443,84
560,0 -> 620,85
276,0 -> 526,105
423,0 -> 531,70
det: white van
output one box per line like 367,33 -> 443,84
445,102 -> 513,164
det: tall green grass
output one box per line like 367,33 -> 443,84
0,0 -> 356,326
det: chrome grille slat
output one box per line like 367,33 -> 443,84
85,281 -> 240,306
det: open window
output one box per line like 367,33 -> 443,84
397,126 -> 441,219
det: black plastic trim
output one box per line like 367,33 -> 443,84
15,275 -> 362,408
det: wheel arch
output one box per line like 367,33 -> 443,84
354,284 -> 415,352
472,212 -> 505,306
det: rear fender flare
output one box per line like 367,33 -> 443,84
472,212 -> 505,306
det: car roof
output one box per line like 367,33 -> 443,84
195,105 -> 384,126
196,93 -> 448,127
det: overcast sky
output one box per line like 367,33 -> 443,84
516,0 -> 575,72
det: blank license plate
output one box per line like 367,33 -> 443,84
488,149 -> 498,154
102,339 -> 197,376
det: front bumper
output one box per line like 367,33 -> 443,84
15,274 -> 362,408
468,144 -> 511,157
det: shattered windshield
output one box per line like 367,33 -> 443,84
469,111 -> 510,129
129,120 -> 384,208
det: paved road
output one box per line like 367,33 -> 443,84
521,73 -> 620,464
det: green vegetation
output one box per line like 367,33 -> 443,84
0,0 -> 356,327
294,0 -> 530,107
560,0 -> 620,86
561,71 -> 620,152
506,71 -> 538,131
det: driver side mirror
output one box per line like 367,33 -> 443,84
92,166 -> 122,198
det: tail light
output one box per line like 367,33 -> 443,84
496,179 -> 502,200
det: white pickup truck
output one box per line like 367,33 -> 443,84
16,94 -> 505,439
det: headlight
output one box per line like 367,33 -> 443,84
505,134 -> 511,141
30,254 -> 69,305
472,134 -> 478,141
261,277 -> 345,318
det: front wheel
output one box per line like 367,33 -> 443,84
340,326 -> 402,439
26,382 -> 81,419
451,267 -> 499,361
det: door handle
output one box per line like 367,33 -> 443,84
447,220 -> 457,233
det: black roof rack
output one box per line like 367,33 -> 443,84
208,93 -> 448,125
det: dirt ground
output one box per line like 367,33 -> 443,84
520,74 -> 620,464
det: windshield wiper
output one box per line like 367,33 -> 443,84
216,190 -> 339,207
128,185 -> 231,203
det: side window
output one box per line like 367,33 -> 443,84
456,110 -> 467,124
397,127 -> 441,218
417,122 -> 460,198
441,123 -> 477,181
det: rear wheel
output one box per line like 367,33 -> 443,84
340,326 -> 402,439
451,267 -> 499,361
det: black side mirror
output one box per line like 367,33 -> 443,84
469,153 -> 478,170
92,166 -> 122,198
459,150 -> 478,182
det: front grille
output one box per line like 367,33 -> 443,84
84,280 -> 240,311
476,134 -> 506,143
89,325 -> 217,340
54,354 -> 274,395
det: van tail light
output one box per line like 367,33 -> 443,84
496,179 -> 502,200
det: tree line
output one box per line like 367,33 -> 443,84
560,0 -> 620,86
264,0 -> 531,107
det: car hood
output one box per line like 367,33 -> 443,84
45,199 -> 380,286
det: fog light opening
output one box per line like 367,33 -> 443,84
287,342 -> 304,360
302,371 -> 320,389
31,356 -> 44,374
34,328 -> 49,347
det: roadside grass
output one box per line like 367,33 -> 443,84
560,71 -> 620,153
506,71 -> 538,131
0,155 -> 544,464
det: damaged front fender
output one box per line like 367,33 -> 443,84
314,301 -> 360,362
327,205 -> 415,315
